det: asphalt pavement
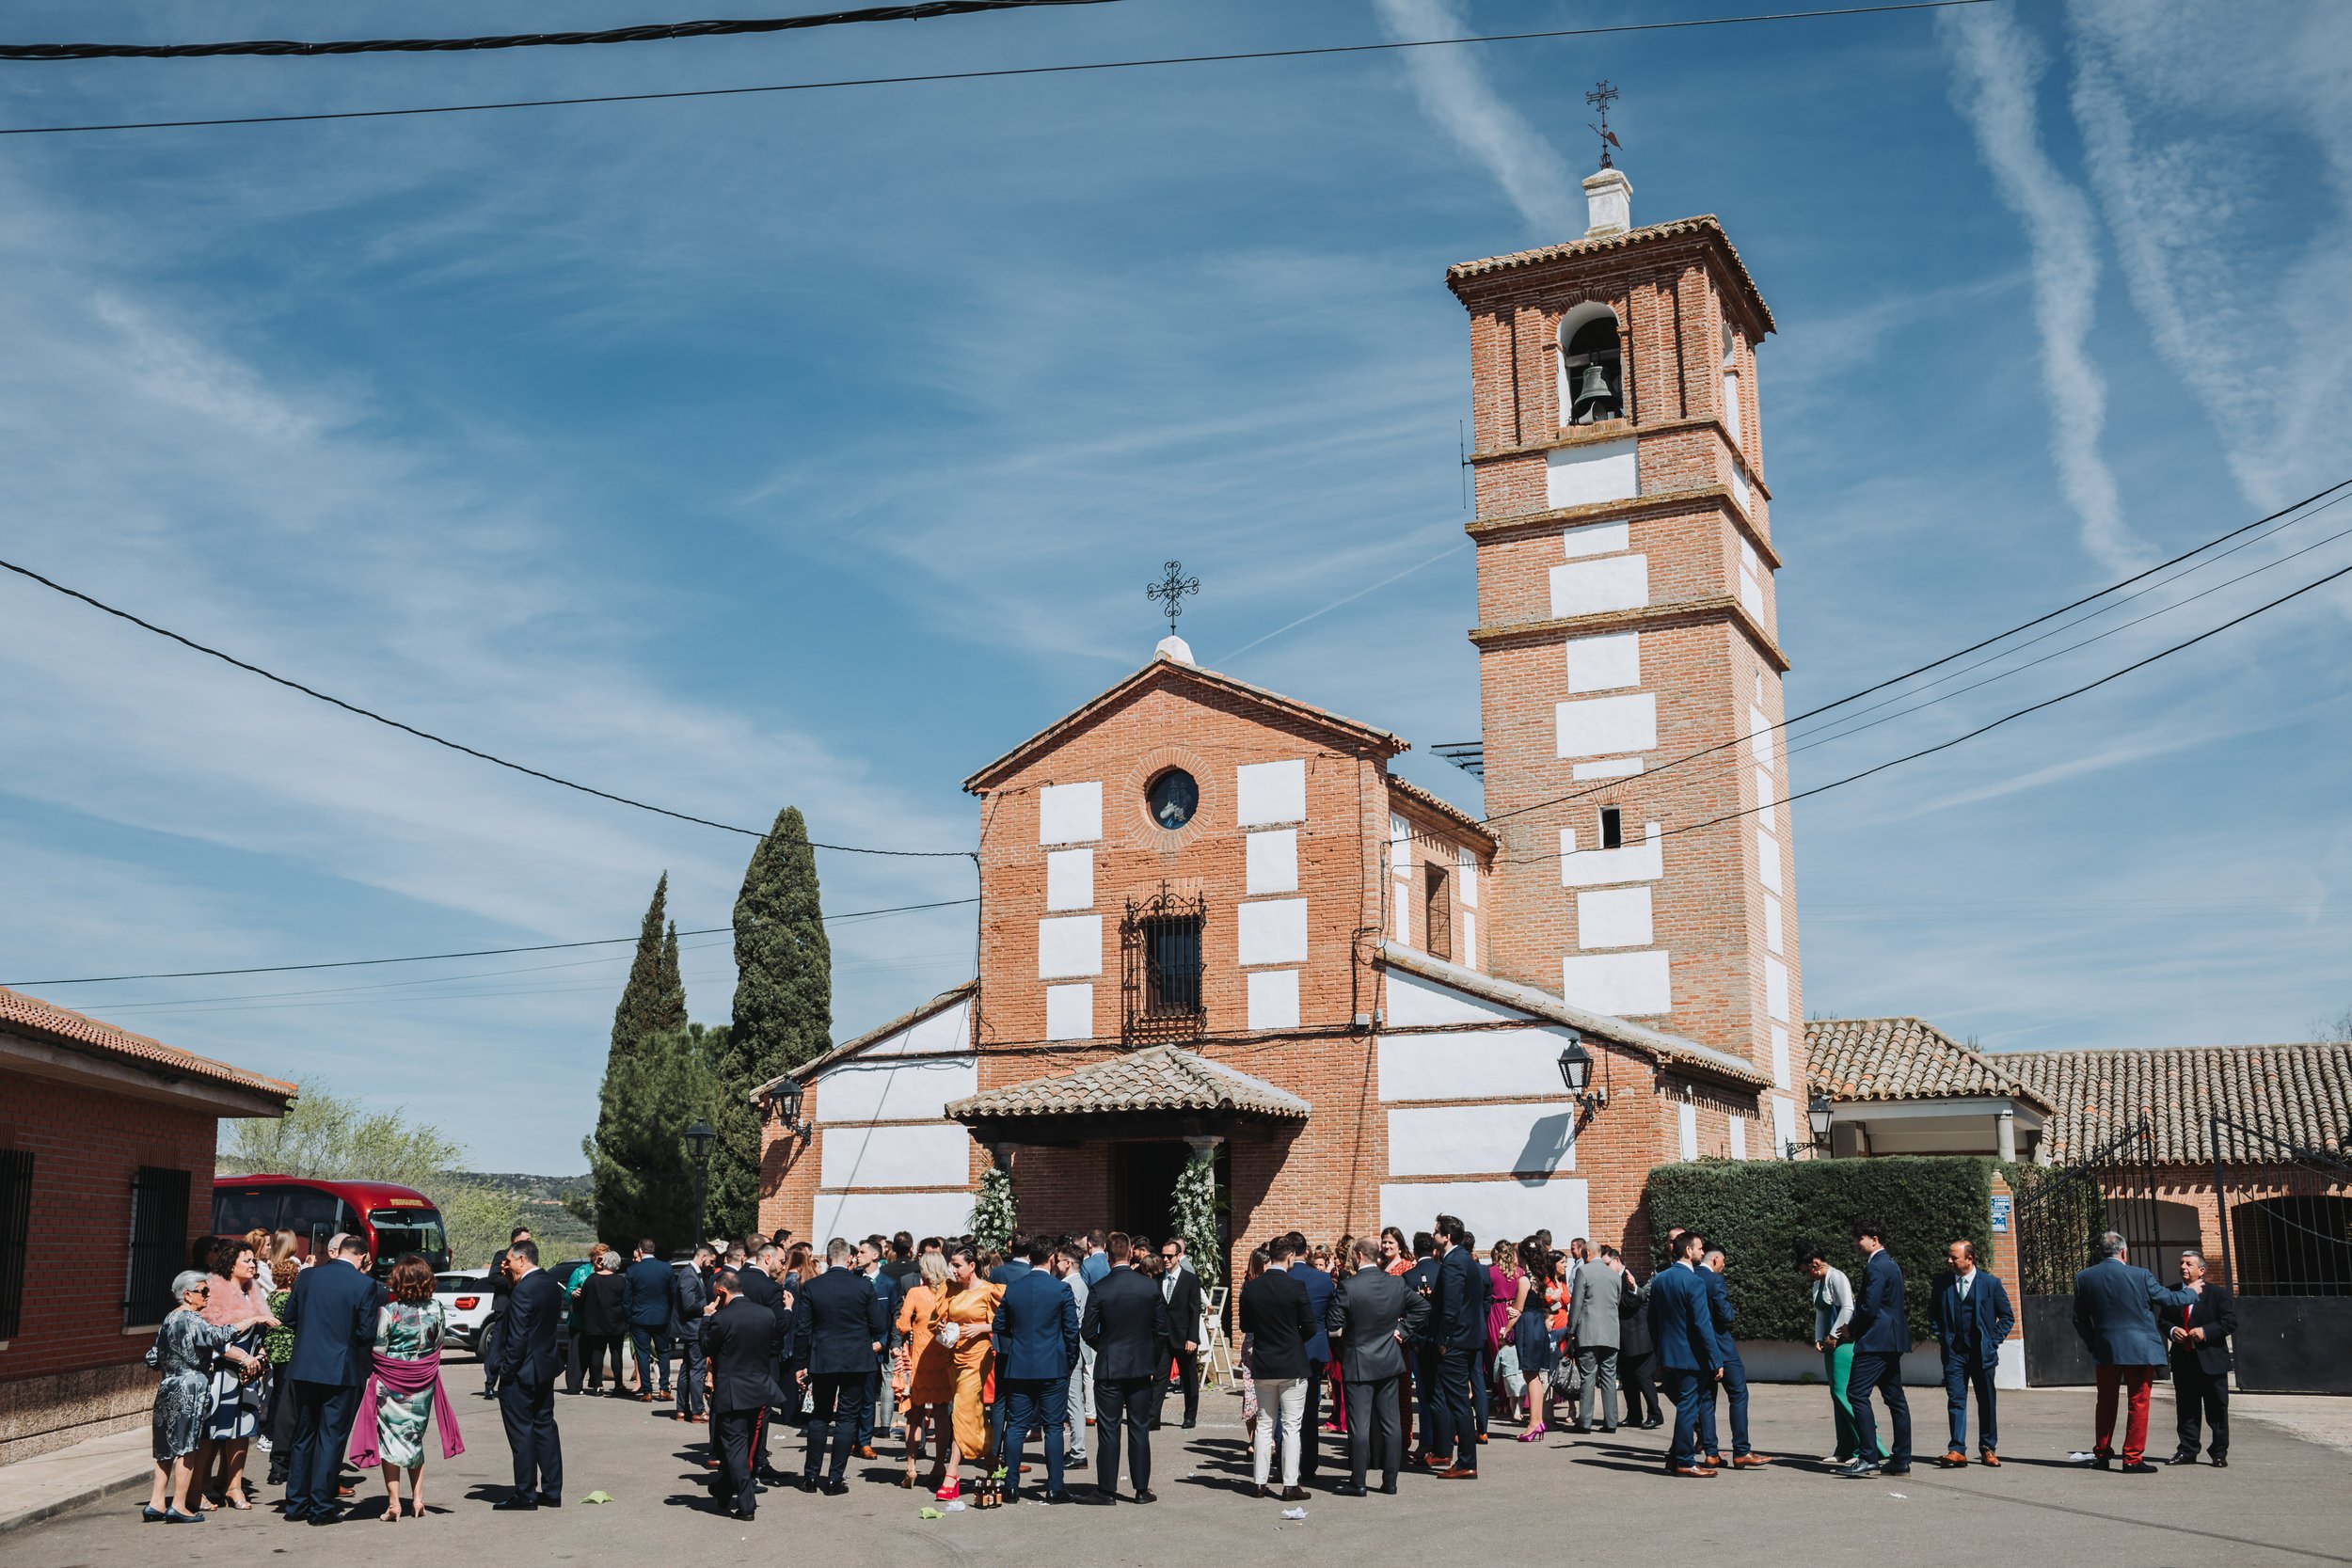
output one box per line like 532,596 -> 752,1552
15,1373 -> 2349,1567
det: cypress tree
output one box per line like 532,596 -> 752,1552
708,805 -> 832,1236
657,919 -> 686,1034
589,874 -> 699,1245
609,873 -> 673,1058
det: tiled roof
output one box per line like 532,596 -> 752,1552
1806,1017 -> 2051,1112
1997,1043 -> 2352,1165
1380,942 -> 1768,1089
754,982 -> 977,1101
946,1047 -> 1310,1123
0,985 -> 297,1102
1446,215 -> 1775,336
1386,775 -> 1495,850
962,654 -> 1406,794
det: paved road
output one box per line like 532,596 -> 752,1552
19,1380 -> 2349,1566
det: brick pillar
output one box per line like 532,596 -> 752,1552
1986,1171 -> 2027,1389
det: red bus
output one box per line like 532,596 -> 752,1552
212,1175 -> 450,1275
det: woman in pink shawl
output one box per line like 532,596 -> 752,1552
350,1254 -> 463,1522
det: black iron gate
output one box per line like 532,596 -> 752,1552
2213,1115 -> 2352,1394
2013,1118 -> 2160,1386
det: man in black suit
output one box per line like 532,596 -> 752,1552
795,1239 -> 888,1496
478,1227 -> 531,1399
280,1233 -> 382,1525
2167,1250 -> 2237,1468
703,1271 -> 779,1519
673,1246 -> 715,1425
1080,1234 -> 1170,1504
1240,1238 -> 1317,1499
1152,1239 -> 1205,1432
732,1244 -> 793,1482
1422,1213 -> 1487,1480
1327,1237 -> 1429,1496
493,1240 -> 564,1510
1284,1229 -> 1338,1482
1404,1231 -> 1438,1459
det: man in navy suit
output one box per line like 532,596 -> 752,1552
1838,1221 -> 1913,1478
1931,1239 -> 2015,1467
853,1237 -> 901,1459
1700,1245 -> 1768,1466
2073,1232 -> 2195,1471
1284,1229 -> 1336,1481
2167,1250 -> 2237,1467
1404,1231 -> 1438,1460
794,1239 -> 888,1495
623,1237 -> 677,1401
996,1236 -> 1081,1502
1421,1213 -> 1487,1480
1646,1228 -> 1722,1478
280,1233 -> 382,1524
494,1240 -> 566,1509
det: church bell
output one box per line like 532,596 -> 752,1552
1571,360 -> 1619,423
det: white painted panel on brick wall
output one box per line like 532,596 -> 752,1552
1575,885 -> 1654,950
1732,461 -> 1752,513
820,1121 -> 971,1190
1247,829 -> 1298,895
1392,886 -> 1410,944
1545,437 -> 1637,508
1562,949 -> 1672,1016
1236,758 -> 1307,826
1678,1102 -> 1698,1160
1044,983 -> 1093,1042
1572,757 -> 1645,781
1247,969 -> 1300,1031
1380,1179 -> 1589,1248
858,996 -> 973,1058
1237,898 -> 1308,967
814,1190 -> 975,1250
1388,1102 -> 1578,1177
1747,705 -> 1775,768
1755,768 -> 1776,810
1740,540 -> 1760,578
1738,570 -> 1764,622
1378,1025 -> 1575,1100
1771,1025 -> 1791,1091
1763,892 -> 1784,956
1557,692 -> 1657,758
1764,956 -> 1791,1022
1771,1096 -> 1796,1154
1756,828 -> 1783,895
1456,846 -> 1479,906
1459,909 -> 1478,970
1549,555 -> 1649,619
1560,823 -> 1662,886
1038,915 -> 1104,979
1565,629 -> 1641,693
1559,518 -> 1630,557
1039,782 -> 1102,845
1723,372 -> 1742,450
1729,1115 -> 1748,1162
1045,847 -> 1094,912
814,1055 -> 978,1124
1382,972 -> 1525,1031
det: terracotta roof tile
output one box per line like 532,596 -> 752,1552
1386,775 -> 1495,850
1446,215 -> 1775,335
1997,1043 -> 2352,1165
1805,1017 -> 2050,1111
0,985 -> 296,1101
946,1047 -> 1310,1122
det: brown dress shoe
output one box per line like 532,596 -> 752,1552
1731,1454 -> 1771,1468
1435,1465 -> 1479,1480
1979,1450 -> 2000,1466
1670,1465 -> 1715,1478
1940,1449 -> 1968,1468
855,1446 -> 879,1461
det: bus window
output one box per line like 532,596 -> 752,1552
367,1209 -> 449,1273
280,1187 -> 351,1255
212,1187 -> 282,1237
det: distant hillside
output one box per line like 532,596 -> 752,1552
437,1170 -> 596,1262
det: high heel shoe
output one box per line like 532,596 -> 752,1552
931,1478 -> 960,1502
1518,1423 -> 1548,1442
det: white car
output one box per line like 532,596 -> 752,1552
433,1270 -> 497,1353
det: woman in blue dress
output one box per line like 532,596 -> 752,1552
145,1272 -> 262,1522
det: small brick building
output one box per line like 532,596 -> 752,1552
0,986 -> 294,1463
755,166 -> 1812,1282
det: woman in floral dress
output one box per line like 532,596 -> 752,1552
351,1255 -> 463,1522
145,1272 -> 262,1522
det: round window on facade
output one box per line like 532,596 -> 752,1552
1146,768 -> 1199,832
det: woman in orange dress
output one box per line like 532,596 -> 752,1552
895,1253 -> 956,1490
933,1244 -> 1003,1502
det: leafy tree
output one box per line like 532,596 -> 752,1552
581,1023 -> 724,1251
709,805 -> 832,1236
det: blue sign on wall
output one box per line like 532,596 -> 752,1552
1991,1195 -> 2012,1235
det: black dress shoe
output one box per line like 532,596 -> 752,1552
1090,1487 -> 1117,1504
307,1511 -> 343,1526
2168,1452 -> 2200,1465
1641,1417 -> 1664,1430
1882,1464 -> 1912,1477
1333,1481 -> 1368,1497
1133,1488 -> 1157,1504
535,1494 -> 561,1508
1600,1425 -> 1619,1434
490,1496 -> 537,1512
2090,1456 -> 2113,1470
1043,1489 -> 1073,1504
1254,1484 -> 1274,1499
1378,1481 -> 1399,1495
819,1480 -> 849,1497
1181,1418 -> 1197,1429
2122,1461 -> 2160,1474
2212,1456 -> 2229,1468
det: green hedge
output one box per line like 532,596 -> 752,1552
1643,1156 -> 1996,1343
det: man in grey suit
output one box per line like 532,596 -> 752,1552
2072,1231 -> 2195,1472
1327,1237 -> 1430,1496
1567,1247 -> 1623,1433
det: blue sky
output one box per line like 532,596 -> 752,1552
1,1 -> 2345,1173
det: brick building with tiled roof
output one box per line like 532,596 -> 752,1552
1,987 -> 294,1462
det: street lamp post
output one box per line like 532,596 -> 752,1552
684,1119 -> 715,1251
1556,1035 -> 1607,1118
1784,1094 -> 1835,1161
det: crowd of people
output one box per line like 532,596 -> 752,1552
135,1210 -> 2238,1525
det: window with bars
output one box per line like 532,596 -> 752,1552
0,1150 -> 31,1339
125,1165 -> 190,1329
1121,888 -> 1206,1044
1422,864 -> 1454,962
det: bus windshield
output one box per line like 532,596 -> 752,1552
367,1209 -> 450,1272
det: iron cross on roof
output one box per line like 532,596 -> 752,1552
1586,80 -> 1622,168
1147,559 -> 1200,639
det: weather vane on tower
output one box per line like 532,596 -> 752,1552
1147,560 -> 1200,640
1586,80 -> 1622,168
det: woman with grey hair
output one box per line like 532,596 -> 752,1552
145,1271 -> 262,1522
580,1248 -> 631,1394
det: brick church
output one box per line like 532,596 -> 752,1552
757,162 -> 1807,1279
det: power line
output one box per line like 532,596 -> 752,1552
0,553 -> 972,858
0,2 -> 1994,137
1479,476 -> 2352,830
1,895 -> 978,988
0,2 -> 1114,62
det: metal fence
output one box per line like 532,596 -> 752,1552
2013,1118 -> 2159,1385
2213,1115 -> 2352,1392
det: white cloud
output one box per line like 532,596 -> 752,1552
1372,0 -> 1582,238
1937,5 -> 2141,573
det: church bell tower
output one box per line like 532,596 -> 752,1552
1447,156 -> 1807,1144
